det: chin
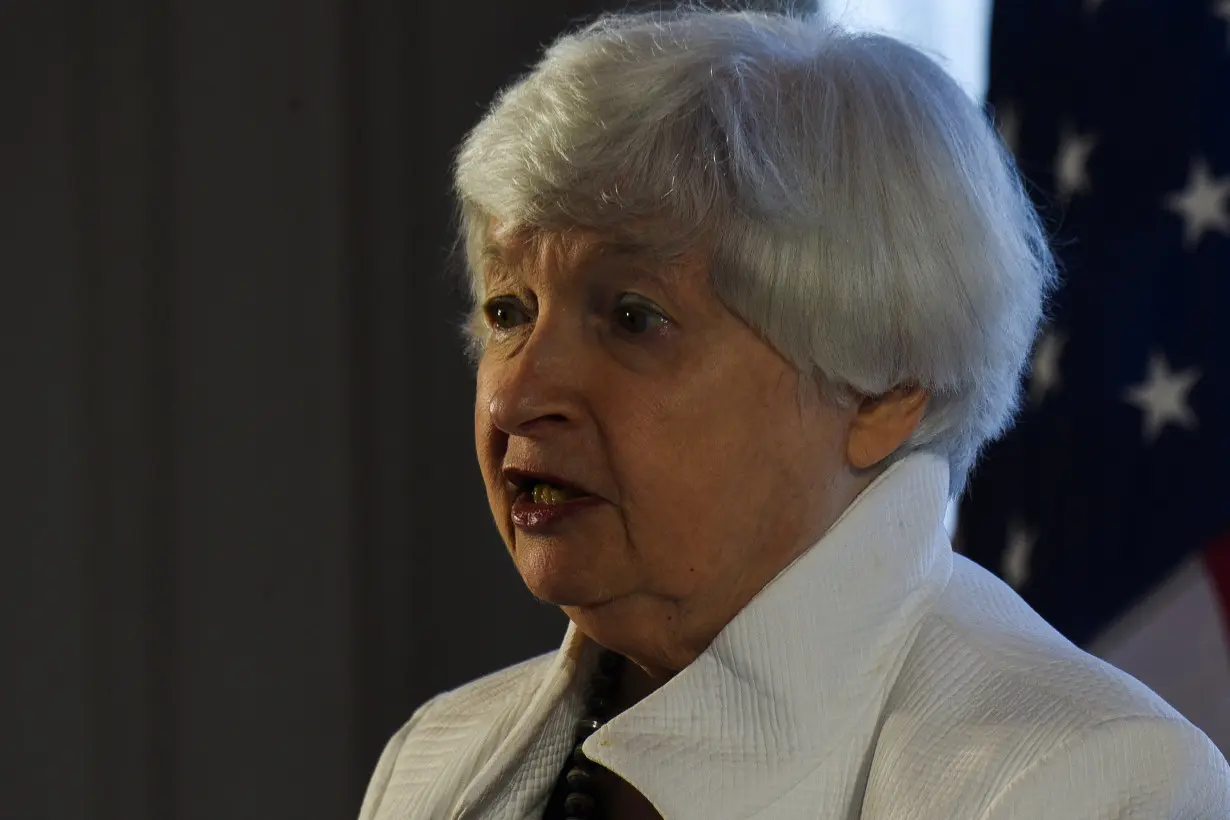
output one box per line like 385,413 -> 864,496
514,537 -> 619,608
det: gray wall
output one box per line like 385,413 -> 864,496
0,0 -> 606,817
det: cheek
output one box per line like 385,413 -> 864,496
608,410 -> 760,576
620,369 -> 808,543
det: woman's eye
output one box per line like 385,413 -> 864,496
483,298 -> 530,331
614,296 -> 669,335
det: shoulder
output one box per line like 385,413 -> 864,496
864,554 -> 1230,819
358,651 -> 557,820
895,554 -> 1178,726
976,714 -> 1230,818
411,650 -> 556,729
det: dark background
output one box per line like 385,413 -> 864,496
1,0 -> 630,817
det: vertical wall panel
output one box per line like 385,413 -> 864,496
81,3 -> 176,819
166,0 -> 356,817
0,2 -> 91,818
344,0 -> 419,774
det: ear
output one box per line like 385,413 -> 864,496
846,386 -> 930,470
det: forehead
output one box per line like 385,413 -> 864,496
483,228 -> 652,271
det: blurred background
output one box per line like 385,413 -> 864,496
3,0 -> 1226,818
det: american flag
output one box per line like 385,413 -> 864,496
958,0 -> 1230,753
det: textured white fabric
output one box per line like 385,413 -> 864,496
359,453 -> 1230,819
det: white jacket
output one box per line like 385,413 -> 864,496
359,453 -> 1230,819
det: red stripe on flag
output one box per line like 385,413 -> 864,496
1203,531 -> 1230,638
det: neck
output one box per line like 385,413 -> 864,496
612,657 -> 667,712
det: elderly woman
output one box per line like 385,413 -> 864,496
360,7 -> 1230,820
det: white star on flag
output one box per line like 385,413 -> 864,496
1030,328 -> 1067,405
1055,129 -> 1098,201
1216,0 -> 1230,48
1123,352 -> 1202,443
1003,521 -> 1036,589
1165,157 -> 1230,249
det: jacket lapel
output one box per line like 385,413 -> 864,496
582,453 -> 954,819
453,624 -> 594,820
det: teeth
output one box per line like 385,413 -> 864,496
532,483 -> 575,504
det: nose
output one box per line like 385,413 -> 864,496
484,324 -> 583,438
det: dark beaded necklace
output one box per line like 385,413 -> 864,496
541,650 -> 625,820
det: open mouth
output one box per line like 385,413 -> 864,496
527,482 -> 585,505
504,468 -> 600,531
505,470 -> 592,506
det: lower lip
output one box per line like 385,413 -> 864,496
510,494 -> 602,531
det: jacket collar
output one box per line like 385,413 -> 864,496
460,451 -> 953,820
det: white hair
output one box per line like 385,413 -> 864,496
453,6 -> 1058,499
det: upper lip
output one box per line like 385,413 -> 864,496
502,467 -> 596,498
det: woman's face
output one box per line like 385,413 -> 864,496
474,228 -> 867,672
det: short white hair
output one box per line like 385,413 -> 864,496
454,6 -> 1058,498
